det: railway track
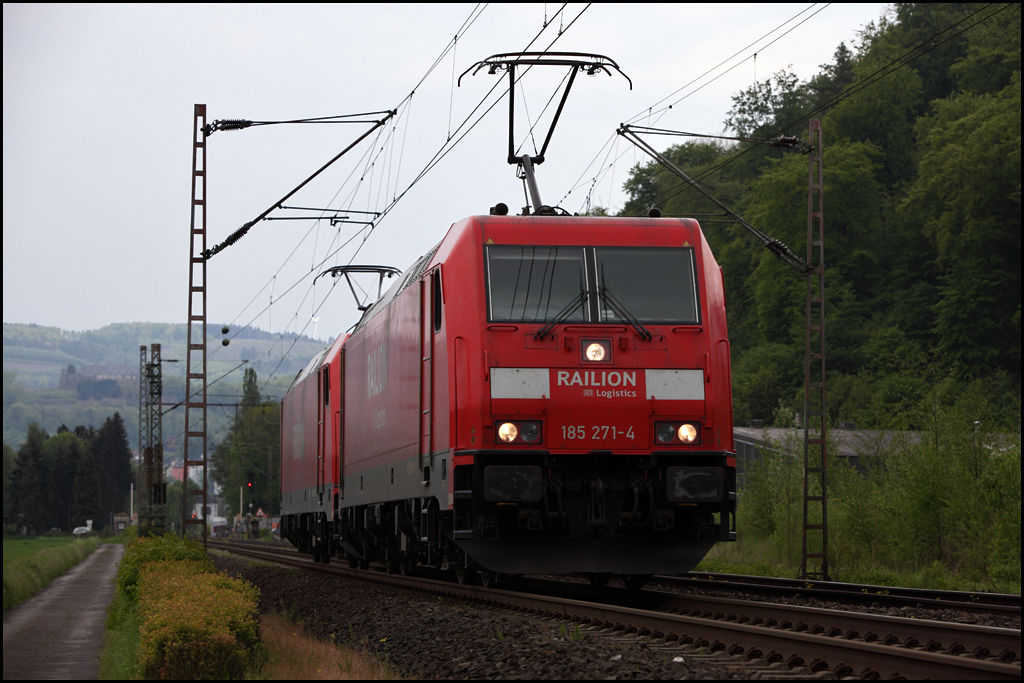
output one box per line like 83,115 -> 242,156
666,571 -> 1021,615
210,541 -> 1021,679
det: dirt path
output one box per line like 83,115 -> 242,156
3,543 -> 124,680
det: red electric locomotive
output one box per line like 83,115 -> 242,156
281,210 -> 737,584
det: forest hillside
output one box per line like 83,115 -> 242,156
620,2 -> 1020,431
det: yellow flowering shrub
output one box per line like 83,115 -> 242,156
136,561 -> 260,680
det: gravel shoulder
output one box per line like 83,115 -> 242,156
213,555 -> 738,679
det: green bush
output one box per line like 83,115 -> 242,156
728,381 -> 1022,593
136,561 -> 260,680
116,534 -> 212,601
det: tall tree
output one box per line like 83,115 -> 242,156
901,73 -> 1022,378
71,450 -> 101,529
241,367 -> 260,408
92,412 -> 133,528
10,422 -> 48,532
211,368 -> 281,519
2,443 -> 14,519
42,431 -> 85,531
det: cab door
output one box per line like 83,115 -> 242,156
336,348 -> 345,498
419,269 -> 441,474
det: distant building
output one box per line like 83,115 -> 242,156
60,364 -> 137,399
732,425 -> 921,489
113,512 -> 130,533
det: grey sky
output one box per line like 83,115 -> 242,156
3,3 -> 885,344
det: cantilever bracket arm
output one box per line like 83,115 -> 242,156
617,124 -> 811,273
459,52 -> 631,166
317,265 -> 403,311
202,110 -> 395,260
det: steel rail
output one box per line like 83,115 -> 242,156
679,571 -> 1022,607
658,573 -> 1022,615
209,542 -> 1021,680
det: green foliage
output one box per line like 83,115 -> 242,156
211,368 -> 282,519
71,450 -> 102,529
136,562 -> 261,680
116,534 -> 213,602
726,383 -> 1020,592
100,588 -> 144,680
43,431 -> 85,531
9,423 -> 49,531
735,419 -> 804,565
107,535 -> 261,680
619,4 -> 1021,432
2,443 -> 12,518
903,72 -> 1021,376
726,69 -> 809,139
3,536 -> 101,611
951,3 -> 1021,94
93,412 -> 134,526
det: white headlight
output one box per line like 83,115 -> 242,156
585,342 -> 606,361
678,423 -> 698,443
497,422 -> 518,443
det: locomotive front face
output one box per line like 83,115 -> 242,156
449,216 -> 737,575
280,214 -> 736,577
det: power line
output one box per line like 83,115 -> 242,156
633,2 -> 1012,213
207,4 -> 594,393
555,3 -> 831,211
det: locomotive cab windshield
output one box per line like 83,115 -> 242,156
485,244 -> 700,324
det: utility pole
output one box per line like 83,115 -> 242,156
138,344 -> 166,534
801,119 -> 830,581
138,347 -> 148,531
183,104 -> 210,547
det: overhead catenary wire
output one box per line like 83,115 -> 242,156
204,4 -> 593,394
554,3 -> 831,212
640,1 -> 1012,213
252,4 -> 592,392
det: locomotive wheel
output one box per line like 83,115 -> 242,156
385,557 -> 399,574
358,559 -> 370,570
622,574 -> 651,590
347,557 -> 359,569
399,559 -> 414,576
588,572 -> 610,587
479,570 -> 499,588
455,567 -> 477,585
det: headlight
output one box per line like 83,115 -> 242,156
495,420 -> 543,445
497,422 -> 519,443
653,421 -> 701,446
581,339 -> 611,363
656,423 -> 677,443
677,423 -> 698,443
520,422 -> 540,443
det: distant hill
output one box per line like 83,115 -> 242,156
3,322 -> 326,389
3,322 -> 328,449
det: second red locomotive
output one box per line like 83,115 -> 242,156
281,212 -> 736,584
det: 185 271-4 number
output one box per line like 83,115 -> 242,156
561,425 -> 635,441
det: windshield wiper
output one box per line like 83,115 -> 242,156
599,270 -> 652,341
535,281 -> 588,340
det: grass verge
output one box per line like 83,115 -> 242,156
99,589 -> 143,680
698,533 -> 1022,594
256,612 -> 404,680
2,535 -> 102,611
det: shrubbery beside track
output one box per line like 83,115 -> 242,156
108,535 -> 261,679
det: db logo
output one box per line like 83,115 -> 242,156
583,389 -> 593,396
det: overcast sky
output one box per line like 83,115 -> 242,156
4,3 -> 886,345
